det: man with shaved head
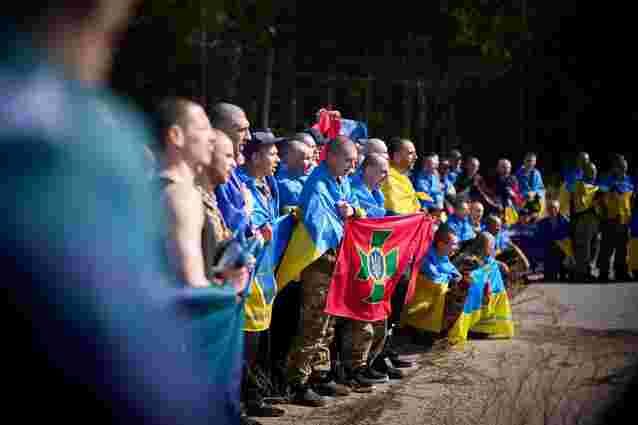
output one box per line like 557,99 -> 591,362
211,102 -> 255,240
277,139 -> 314,211
364,138 -> 389,160
381,137 -> 421,215
280,136 -> 363,405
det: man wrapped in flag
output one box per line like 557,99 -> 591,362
277,136 -> 362,406
236,133 -> 292,418
447,232 -> 515,345
597,154 -> 634,282
558,152 -> 590,218
381,138 -> 427,216
402,224 -> 462,344
535,199 -> 575,281
572,161 -> 602,282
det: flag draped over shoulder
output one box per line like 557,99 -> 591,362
324,214 -> 434,322
447,257 -> 515,344
244,214 -> 294,331
381,165 -> 428,215
276,163 -> 361,290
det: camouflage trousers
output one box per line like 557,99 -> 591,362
286,255 -> 336,386
340,318 -> 387,371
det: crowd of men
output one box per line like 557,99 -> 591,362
3,3 -> 637,425
145,93 -> 636,424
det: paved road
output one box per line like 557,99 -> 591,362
259,283 -> 638,425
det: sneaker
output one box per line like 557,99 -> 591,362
350,367 -> 381,386
372,357 -> 405,380
364,367 -> 389,382
335,372 -> 375,393
389,356 -> 414,369
290,385 -> 327,407
310,376 -> 351,397
245,401 -> 285,417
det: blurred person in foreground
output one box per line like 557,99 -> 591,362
0,3 -> 243,425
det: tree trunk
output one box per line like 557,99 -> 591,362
261,46 -> 275,130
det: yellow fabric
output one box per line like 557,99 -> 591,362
244,278 -> 274,332
603,192 -> 633,224
381,165 -> 422,215
276,223 -> 323,291
574,181 -> 599,214
555,238 -> 575,258
402,274 -> 448,333
416,191 -> 433,202
629,238 -> 638,271
467,292 -> 515,338
558,181 -> 571,217
504,206 -> 519,226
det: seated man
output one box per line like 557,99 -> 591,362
439,157 -> 457,211
447,199 -> 476,244
454,156 -> 493,208
535,200 -> 575,281
403,224 -> 462,345
491,159 -> 524,225
469,201 -> 485,234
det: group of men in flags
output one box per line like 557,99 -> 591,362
152,101 -> 542,424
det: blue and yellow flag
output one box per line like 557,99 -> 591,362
276,163 -> 361,289
381,165 -> 426,215
243,214 -> 294,331
447,258 -> 514,345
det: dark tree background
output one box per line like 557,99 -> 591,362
111,1 -> 635,180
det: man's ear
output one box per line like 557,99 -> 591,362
167,125 -> 184,148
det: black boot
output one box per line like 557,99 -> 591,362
289,384 -> 327,407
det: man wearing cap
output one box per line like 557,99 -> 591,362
236,132 -> 286,419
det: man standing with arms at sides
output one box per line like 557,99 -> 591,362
1,3 -> 242,425
278,136 -> 362,406
211,102 -> 255,240
157,98 -> 254,423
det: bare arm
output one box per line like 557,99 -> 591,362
164,184 -> 209,288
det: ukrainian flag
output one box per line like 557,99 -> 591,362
381,165 -> 427,215
244,214 -> 294,331
276,162 -> 362,290
447,257 -> 515,345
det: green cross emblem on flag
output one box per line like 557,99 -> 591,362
356,229 -> 399,304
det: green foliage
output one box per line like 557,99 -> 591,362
448,0 -> 528,63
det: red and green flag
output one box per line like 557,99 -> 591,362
325,213 -> 434,322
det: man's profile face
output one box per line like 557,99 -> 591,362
181,104 -> 214,167
524,156 -> 537,170
209,132 -> 236,185
398,141 -> 417,170
470,203 -> 484,222
329,144 -> 358,178
227,112 -> 251,158
547,202 -> 560,217
465,159 -> 480,176
256,144 -> 280,177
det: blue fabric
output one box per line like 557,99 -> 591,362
350,172 -> 386,218
515,167 -> 545,198
412,170 -> 444,209
215,170 -> 252,239
339,118 -> 368,141
0,39 -> 237,424
237,169 -> 280,229
276,166 -> 309,210
419,247 -> 462,284
565,169 -> 583,193
298,162 -> 361,255
495,229 -> 511,253
447,214 -> 477,242
599,175 -> 634,194
535,214 -> 570,242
